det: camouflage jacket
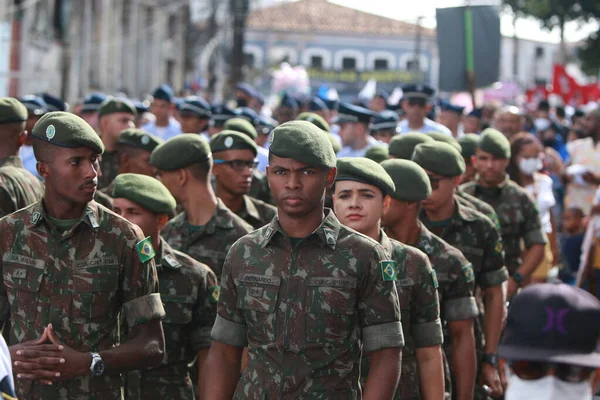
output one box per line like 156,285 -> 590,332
0,156 -> 44,218
161,199 -> 253,277
249,170 -> 273,205
127,239 -> 217,400
362,230 -> 442,400
99,151 -> 119,190
212,210 -> 403,399
456,188 -> 500,230
461,176 -> 547,275
236,195 -> 277,230
0,200 -> 165,400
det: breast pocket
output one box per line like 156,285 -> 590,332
305,277 -> 357,344
2,257 -> 45,321
71,262 -> 120,324
236,274 -> 281,343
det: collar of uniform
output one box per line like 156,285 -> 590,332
0,155 -> 25,169
378,229 -> 394,256
27,199 -> 100,230
475,173 -> 509,196
260,208 -> 340,249
454,196 -> 478,223
182,198 -> 235,235
243,195 -> 261,222
156,239 -> 182,270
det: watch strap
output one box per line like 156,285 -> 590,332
482,353 -> 498,367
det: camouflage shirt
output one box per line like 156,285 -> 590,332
249,170 -> 273,205
127,239 -> 217,400
161,199 -> 253,277
0,156 -> 44,218
212,210 -> 403,399
456,188 -> 500,230
461,176 -> 547,275
235,195 -> 277,229
0,200 -> 165,400
99,151 -> 119,190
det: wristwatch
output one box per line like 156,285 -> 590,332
90,352 -> 105,377
512,272 -> 525,287
482,353 -> 498,367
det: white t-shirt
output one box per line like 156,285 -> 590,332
0,335 -> 16,399
524,173 -> 556,234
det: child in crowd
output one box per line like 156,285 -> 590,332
559,207 -> 585,284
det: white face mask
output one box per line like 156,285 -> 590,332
519,157 -> 542,176
505,375 -> 593,400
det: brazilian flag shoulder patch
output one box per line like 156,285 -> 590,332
494,240 -> 503,254
462,263 -> 475,283
136,237 -> 156,263
430,270 -> 439,289
209,286 -> 220,304
380,260 -> 397,281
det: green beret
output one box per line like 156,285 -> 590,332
0,97 -> 27,124
112,173 -> 176,214
458,133 -> 480,162
31,111 -> 104,154
412,141 -> 465,177
223,118 -> 258,140
381,159 -> 431,202
364,145 -> 389,163
328,134 -> 341,154
388,132 -> 434,159
427,132 -> 462,152
478,128 -> 510,158
118,129 -> 163,152
210,130 -> 257,156
150,134 -> 211,171
336,157 -> 395,195
297,112 -> 331,132
269,121 -> 336,169
98,98 -> 137,118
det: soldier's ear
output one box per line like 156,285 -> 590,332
382,194 -> 391,215
156,214 -> 169,231
325,167 -> 337,189
37,160 -> 49,179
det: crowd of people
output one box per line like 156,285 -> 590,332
0,80 -> 599,400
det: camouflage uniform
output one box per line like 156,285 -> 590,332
0,200 -> 165,400
249,170 -> 273,205
99,151 -> 119,190
126,239 -> 217,400
161,199 -> 253,277
0,156 -> 44,218
212,210 -> 403,399
94,190 -> 114,210
362,230 -> 442,400
461,175 -> 547,275
456,188 -> 500,230
236,195 -> 277,229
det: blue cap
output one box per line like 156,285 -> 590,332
39,93 -> 68,112
257,115 -> 277,135
440,100 -> 465,115
467,107 -> 483,119
20,95 -> 48,116
401,84 -> 435,99
236,83 -> 256,98
280,93 -> 298,111
254,91 -> 265,105
152,84 -> 174,103
320,97 -> 339,111
179,96 -> 211,118
81,92 -> 107,112
234,107 -> 259,126
375,89 -> 389,100
132,100 -> 150,114
335,102 -> 374,124
211,103 -> 236,126
308,97 -> 328,112
370,110 -> 399,132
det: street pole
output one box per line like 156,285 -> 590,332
413,16 -> 423,80
464,3 -> 476,108
230,0 -> 249,94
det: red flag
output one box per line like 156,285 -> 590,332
551,64 -> 583,105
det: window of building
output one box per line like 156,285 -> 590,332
245,53 -> 255,69
342,57 -> 356,70
311,55 -> 323,69
406,59 -> 420,71
535,46 -> 544,58
374,58 -> 388,70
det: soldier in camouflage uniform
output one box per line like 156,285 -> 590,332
205,121 -> 403,399
461,128 -> 546,299
412,142 -> 510,399
458,133 -> 479,184
97,98 -> 137,189
111,174 -> 218,400
150,134 -> 253,277
0,112 -> 165,400
210,131 -> 276,229
332,157 -> 443,400
0,98 -> 44,218
381,159 -> 479,400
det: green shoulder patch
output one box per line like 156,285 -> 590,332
494,240 -> 503,254
136,237 -> 156,263
490,213 -> 500,230
380,260 -> 398,281
430,270 -> 439,289
462,263 -> 475,283
209,286 -> 220,303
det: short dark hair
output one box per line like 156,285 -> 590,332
32,138 -> 57,162
117,145 -> 147,161
566,207 -> 584,219
185,158 -> 212,182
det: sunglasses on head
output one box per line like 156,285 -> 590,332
509,360 -> 595,383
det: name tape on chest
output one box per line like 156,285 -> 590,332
237,273 -> 281,286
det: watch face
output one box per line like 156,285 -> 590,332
93,358 -> 105,376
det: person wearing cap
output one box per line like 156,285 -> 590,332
19,95 -> 48,179
210,131 -> 276,229
399,84 -> 452,136
143,84 -> 183,141
205,121 -> 403,399
458,133 -> 480,184
370,110 -> 400,144
499,283 -> 600,400
296,112 -> 342,154
233,107 -> 260,128
308,96 -> 330,122
151,134 -> 252,277
0,97 -> 44,217
111,173 -> 218,399
209,104 -> 236,137
234,83 -> 256,108
80,92 -> 107,132
439,101 -> 466,138
388,132 -> 434,160
413,141 -> 510,398
332,157 -> 443,400
251,91 -> 265,114
39,93 -> 68,113
381,159 -> 479,400
0,112 -> 166,399
255,115 -> 276,147
178,96 -> 212,140
464,108 -> 483,135
364,145 -> 389,163
336,102 -> 379,158
274,92 -> 298,125
133,100 -> 153,128
369,90 -> 389,113
97,97 -> 137,189
461,128 -> 547,299
492,106 -> 522,140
